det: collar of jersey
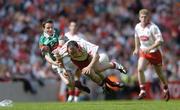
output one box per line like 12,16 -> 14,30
43,30 -> 55,38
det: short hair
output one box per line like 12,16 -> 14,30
42,18 -> 53,28
139,9 -> 150,16
69,18 -> 77,23
69,18 -> 81,29
67,41 -> 79,49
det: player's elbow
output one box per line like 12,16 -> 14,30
159,40 -> 164,46
156,40 -> 164,46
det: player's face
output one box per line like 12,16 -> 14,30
69,22 -> 77,32
44,23 -> 54,36
139,14 -> 150,26
67,46 -> 82,58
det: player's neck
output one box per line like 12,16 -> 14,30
141,22 -> 150,28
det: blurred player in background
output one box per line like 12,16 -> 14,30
65,19 -> 86,41
133,9 -> 170,101
65,40 -> 127,92
38,19 -> 90,102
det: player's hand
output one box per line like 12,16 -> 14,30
54,59 -> 64,68
82,66 -> 93,75
54,53 -> 64,67
41,45 -> 50,52
133,49 -> 138,55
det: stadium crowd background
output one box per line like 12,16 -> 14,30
0,0 -> 179,100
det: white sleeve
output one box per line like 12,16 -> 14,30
152,25 -> 163,42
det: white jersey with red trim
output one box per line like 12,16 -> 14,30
135,22 -> 163,52
56,37 -> 98,73
58,39 -> 98,61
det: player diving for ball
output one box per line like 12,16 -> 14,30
59,40 -> 128,92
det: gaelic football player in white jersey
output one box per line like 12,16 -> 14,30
133,9 -> 170,101
65,40 -> 127,92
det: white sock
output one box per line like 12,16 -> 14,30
73,96 -> 79,102
67,95 -> 73,102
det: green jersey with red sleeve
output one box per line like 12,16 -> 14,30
39,28 -> 68,60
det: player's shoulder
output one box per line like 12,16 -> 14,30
135,23 -> 141,30
64,32 -> 70,37
149,22 -> 160,30
39,34 -> 46,43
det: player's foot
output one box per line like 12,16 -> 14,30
163,89 -> 170,101
74,81 -> 90,93
137,90 -> 146,100
163,85 -> 170,101
113,62 -> 127,74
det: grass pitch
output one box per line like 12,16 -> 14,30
0,100 -> 179,110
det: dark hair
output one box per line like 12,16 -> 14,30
42,18 -> 53,28
69,18 -> 81,30
69,18 -> 77,23
67,41 -> 79,49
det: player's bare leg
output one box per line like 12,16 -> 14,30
137,57 -> 148,99
86,71 -> 124,94
153,65 -> 170,101
94,61 -> 127,74
93,61 -> 126,89
86,70 -> 104,86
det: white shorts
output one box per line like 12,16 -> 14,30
99,53 -> 110,63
